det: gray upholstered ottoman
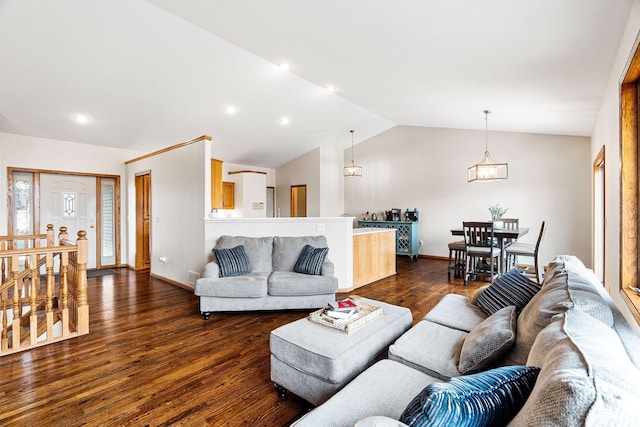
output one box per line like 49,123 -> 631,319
270,298 -> 413,406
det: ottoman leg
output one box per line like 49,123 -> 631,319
274,383 -> 288,400
201,311 -> 210,320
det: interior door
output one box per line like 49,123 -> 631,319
135,173 -> 151,270
40,174 -> 98,268
290,184 -> 307,217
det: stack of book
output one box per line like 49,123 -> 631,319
324,298 -> 358,320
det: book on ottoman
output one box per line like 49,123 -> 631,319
328,298 -> 357,312
309,299 -> 383,334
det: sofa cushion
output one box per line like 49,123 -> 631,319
389,320 -> 467,380
215,235 -> 273,273
212,245 -> 252,277
290,360 -> 440,427
354,417 -> 409,427
458,305 -> 516,375
423,294 -> 488,333
508,269 -> 614,365
194,273 -> 269,298
400,366 -> 540,427
293,245 -> 329,275
475,269 -> 541,316
510,310 -> 640,427
272,236 -> 330,272
268,271 -> 338,296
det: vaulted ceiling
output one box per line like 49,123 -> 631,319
0,1 -> 633,168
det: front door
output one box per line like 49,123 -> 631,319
40,174 -> 98,269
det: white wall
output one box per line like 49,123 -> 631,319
344,125 -> 591,268
236,173 -> 267,218
125,139 -> 209,285
319,144 -> 345,217
276,148 -> 321,217
0,132 -> 141,262
591,0 -> 640,334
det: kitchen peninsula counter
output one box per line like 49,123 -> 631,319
353,227 -> 396,289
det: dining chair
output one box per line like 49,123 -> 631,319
505,220 -> 546,283
500,218 -> 519,250
447,240 -> 466,279
501,218 -> 519,230
463,221 -> 501,286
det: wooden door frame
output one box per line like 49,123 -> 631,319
290,184 -> 307,217
593,145 -> 605,284
135,172 -> 151,270
7,167 -> 121,268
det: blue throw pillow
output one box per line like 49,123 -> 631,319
476,269 -> 541,316
293,245 -> 329,276
400,366 -> 540,427
212,245 -> 252,277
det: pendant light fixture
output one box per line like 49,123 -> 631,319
344,129 -> 362,177
467,110 -> 508,182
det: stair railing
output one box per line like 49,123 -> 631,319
0,225 -> 89,355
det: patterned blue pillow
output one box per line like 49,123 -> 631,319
400,366 -> 540,427
212,245 -> 252,277
293,245 -> 329,275
476,269 -> 541,316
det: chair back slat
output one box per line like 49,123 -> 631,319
501,218 -> 519,230
463,221 -> 494,248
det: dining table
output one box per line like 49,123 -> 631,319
450,226 -> 529,274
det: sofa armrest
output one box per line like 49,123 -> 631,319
203,261 -> 220,278
321,258 -> 335,277
354,416 -> 409,427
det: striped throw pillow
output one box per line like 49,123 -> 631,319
213,245 -> 252,277
293,245 -> 329,276
400,366 -> 540,427
476,270 -> 541,316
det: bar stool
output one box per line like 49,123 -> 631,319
447,240 -> 466,279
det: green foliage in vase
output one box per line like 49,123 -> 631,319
488,204 -> 508,221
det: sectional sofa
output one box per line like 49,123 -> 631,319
292,255 -> 640,426
195,235 -> 338,319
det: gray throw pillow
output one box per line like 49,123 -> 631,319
293,245 -> 329,275
212,244 -> 252,277
458,305 -> 516,374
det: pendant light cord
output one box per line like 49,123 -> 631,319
350,129 -> 355,165
484,110 -> 491,154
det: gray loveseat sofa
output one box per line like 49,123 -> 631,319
195,235 -> 338,319
292,255 -> 640,426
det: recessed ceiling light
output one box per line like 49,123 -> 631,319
225,106 -> 237,114
279,62 -> 291,71
325,85 -> 336,92
74,115 -> 88,124
280,117 -> 290,125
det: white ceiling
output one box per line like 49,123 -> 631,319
0,0 -> 633,168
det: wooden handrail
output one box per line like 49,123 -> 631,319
0,225 -> 89,355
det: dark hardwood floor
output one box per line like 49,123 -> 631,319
0,257 -> 481,426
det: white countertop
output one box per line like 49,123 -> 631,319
353,227 -> 396,235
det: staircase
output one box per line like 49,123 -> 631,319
0,225 -> 89,355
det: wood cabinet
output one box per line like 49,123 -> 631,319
222,181 -> 234,209
211,158 -> 223,209
353,228 -> 396,290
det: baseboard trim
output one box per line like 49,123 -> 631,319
150,273 -> 194,291
418,254 -> 449,261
